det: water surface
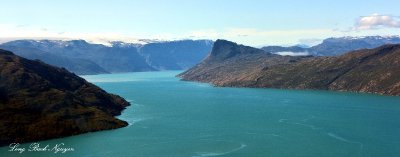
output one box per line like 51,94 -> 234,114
1,71 -> 400,157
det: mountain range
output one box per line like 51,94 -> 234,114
0,39 -> 213,75
0,45 -> 109,75
1,36 -> 399,75
179,39 -> 400,96
262,36 -> 400,56
0,49 -> 130,146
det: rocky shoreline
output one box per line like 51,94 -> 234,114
0,49 -> 130,146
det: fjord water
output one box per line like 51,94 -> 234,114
1,71 -> 400,157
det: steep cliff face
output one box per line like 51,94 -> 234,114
179,40 -> 400,96
0,49 -> 130,146
206,39 -> 267,61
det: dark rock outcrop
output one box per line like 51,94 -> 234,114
179,40 -> 400,96
0,49 -> 130,146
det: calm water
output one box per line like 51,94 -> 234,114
1,71 -> 400,157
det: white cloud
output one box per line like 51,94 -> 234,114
354,14 -> 400,30
0,24 -> 147,45
5,21 -> 400,47
0,23 -> 342,46
184,28 -> 341,47
275,51 -> 309,56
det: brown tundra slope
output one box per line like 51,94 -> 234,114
0,49 -> 130,146
179,39 -> 400,96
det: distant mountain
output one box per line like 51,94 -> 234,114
0,49 -> 130,146
261,36 -> 400,56
309,36 -> 400,56
0,45 -> 109,75
179,39 -> 400,96
1,40 -> 154,73
96,44 -> 156,73
294,44 -> 310,48
139,40 -> 213,70
1,39 -> 213,74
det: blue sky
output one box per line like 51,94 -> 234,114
1,0 -> 400,46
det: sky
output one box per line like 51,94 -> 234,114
1,0 -> 400,46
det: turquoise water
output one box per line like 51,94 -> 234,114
1,71 -> 400,157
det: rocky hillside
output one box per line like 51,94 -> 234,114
0,49 -> 130,146
179,40 -> 400,96
179,40 -> 311,86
